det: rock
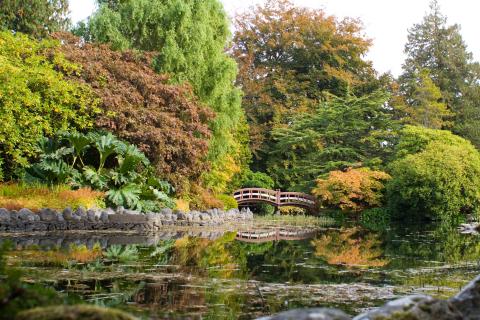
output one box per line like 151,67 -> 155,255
200,213 -> 211,221
56,212 -> 65,222
18,208 -> 36,221
161,208 -> 173,215
176,211 -> 187,220
450,274 -> 480,319
86,209 -> 97,222
108,213 -> 148,224
16,305 -> 137,320
257,308 -> 351,320
100,211 -> 109,223
124,209 -> 140,215
116,206 -> 125,214
62,207 -> 75,221
38,208 -> 58,222
0,208 -> 10,222
353,295 -> 462,320
74,206 -> 87,217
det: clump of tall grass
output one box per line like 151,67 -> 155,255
0,183 -> 105,211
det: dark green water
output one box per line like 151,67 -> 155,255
2,222 -> 480,319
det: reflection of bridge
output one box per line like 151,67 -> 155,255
233,188 -> 318,211
235,228 -> 318,243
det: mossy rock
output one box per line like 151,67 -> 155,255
15,305 -> 137,320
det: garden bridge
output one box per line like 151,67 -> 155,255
233,188 -> 318,212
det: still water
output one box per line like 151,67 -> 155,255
2,220 -> 480,319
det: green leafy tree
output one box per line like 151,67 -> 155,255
399,0 -> 480,146
0,0 -> 70,37
400,69 -> 452,129
268,90 -> 397,192
387,126 -> 480,223
75,0 -> 250,194
0,31 -> 99,179
232,0 -> 382,169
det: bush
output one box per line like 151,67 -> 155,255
0,183 -> 104,211
387,140 -> 480,223
217,195 -> 238,210
26,132 -> 175,212
313,168 -> 391,212
0,31 -> 99,179
240,171 -> 275,189
360,208 -> 391,232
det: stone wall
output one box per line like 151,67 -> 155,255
0,206 -> 253,233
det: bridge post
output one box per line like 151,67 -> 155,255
275,189 -> 281,215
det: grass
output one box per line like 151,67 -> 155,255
0,183 -> 105,212
255,214 -> 336,227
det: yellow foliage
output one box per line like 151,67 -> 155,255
313,168 -> 391,212
0,183 -> 104,211
312,228 -> 388,268
175,199 -> 190,212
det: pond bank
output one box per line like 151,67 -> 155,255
0,206 -> 254,232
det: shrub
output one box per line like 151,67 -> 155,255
52,33 -> 213,192
240,171 -> 275,189
188,185 -> 223,210
217,195 -> 238,210
360,208 -> 391,232
387,140 -> 480,223
313,168 -> 391,212
0,183 -> 104,211
0,31 -> 99,179
25,132 -> 175,212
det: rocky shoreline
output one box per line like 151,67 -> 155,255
0,206 -> 254,233
260,275 -> 480,320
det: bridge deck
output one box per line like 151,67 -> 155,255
233,188 -> 318,210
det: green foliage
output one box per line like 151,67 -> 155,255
387,127 -> 480,223
216,195 -> 238,211
360,208 -> 391,232
105,245 -> 139,263
268,91 -> 397,192
0,0 -> 70,37
240,171 -> 275,189
399,69 -> 452,129
0,31 -> 99,179
76,0 -> 250,194
400,0 -> 480,147
0,242 -> 64,319
26,131 -> 175,212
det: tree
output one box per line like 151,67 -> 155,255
313,168 -> 391,212
232,0 -> 380,169
53,33 -> 213,191
401,69 -> 452,129
399,0 -> 480,145
0,0 -> 70,37
75,0 -> 250,194
387,126 -> 480,223
267,90 -> 397,192
0,31 -> 99,179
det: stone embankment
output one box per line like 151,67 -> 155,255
259,274 -> 480,320
0,206 -> 253,232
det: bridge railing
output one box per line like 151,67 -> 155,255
233,188 -> 318,209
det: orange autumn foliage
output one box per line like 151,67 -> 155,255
313,168 -> 391,212
312,228 -> 388,268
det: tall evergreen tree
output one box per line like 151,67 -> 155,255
75,0 -> 250,193
0,0 -> 70,37
399,0 -> 480,145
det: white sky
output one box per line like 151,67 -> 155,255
69,0 -> 480,76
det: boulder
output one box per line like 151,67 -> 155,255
176,211 -> 187,220
87,209 -> 97,222
108,213 -> 148,224
62,207 -> 75,221
257,308 -> 351,320
74,206 -> 87,217
116,206 -> 125,214
18,208 -> 36,222
0,208 -> 10,222
39,208 -> 58,222
100,211 -> 109,223
450,274 -> 480,319
161,208 -> 173,215
353,295 -> 462,320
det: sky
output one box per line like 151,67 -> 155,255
69,0 -> 480,76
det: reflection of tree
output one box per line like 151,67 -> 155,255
171,233 -> 248,279
312,228 -> 388,268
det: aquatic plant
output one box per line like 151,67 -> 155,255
105,245 -> 139,263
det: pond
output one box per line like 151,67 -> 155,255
2,219 -> 480,319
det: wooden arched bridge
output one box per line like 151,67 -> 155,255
233,188 -> 318,211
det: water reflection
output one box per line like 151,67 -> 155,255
2,222 -> 480,319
